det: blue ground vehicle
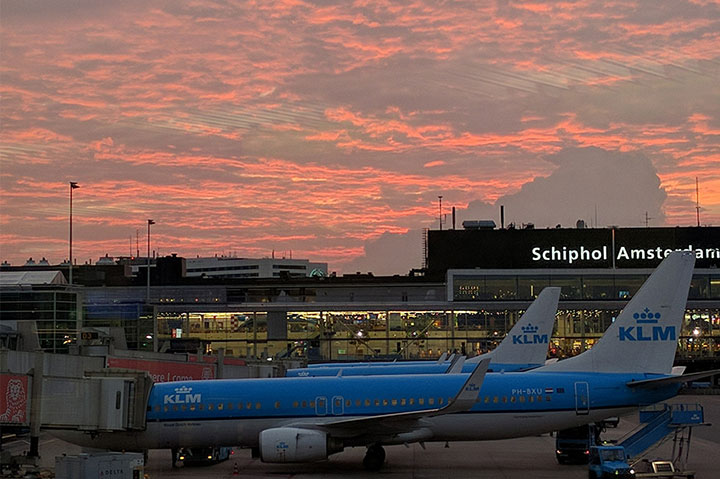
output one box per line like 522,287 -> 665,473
588,446 -> 635,479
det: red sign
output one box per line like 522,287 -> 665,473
107,358 -> 215,383
0,374 -> 29,425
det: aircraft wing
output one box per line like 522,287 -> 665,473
626,369 -> 720,388
290,359 -> 489,439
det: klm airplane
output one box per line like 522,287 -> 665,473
286,286 -> 561,377
56,252 -> 716,471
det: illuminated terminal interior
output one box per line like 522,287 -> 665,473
150,269 -> 720,361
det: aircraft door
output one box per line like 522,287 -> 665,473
332,396 -> 344,415
315,396 -> 327,416
574,382 -> 590,415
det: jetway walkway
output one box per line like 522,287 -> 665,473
40,370 -> 152,432
618,403 -> 706,469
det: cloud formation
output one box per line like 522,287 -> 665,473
1,1 -> 718,274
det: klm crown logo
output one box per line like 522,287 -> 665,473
174,385 -> 192,394
620,307 -> 675,342
633,308 -> 661,323
512,323 -> 548,345
521,324 -> 539,334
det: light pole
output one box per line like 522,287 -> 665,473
147,219 -> 156,351
68,182 -> 79,284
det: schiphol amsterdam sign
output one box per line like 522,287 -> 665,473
531,244 -> 720,266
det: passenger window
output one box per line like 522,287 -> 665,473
173,405 -> 178,411
528,396 -> 534,403
302,400 -> 307,408
519,396 -> 525,403
438,397 -> 444,405
409,398 -> 415,405
502,396 -> 507,403
181,405 -> 187,411
537,396 -> 543,402
418,398 -> 425,405
428,398 -> 434,405
355,399 -> 361,407
154,405 -> 160,412
255,402 -> 261,409
346,399 -> 351,407
484,396 -> 490,403
238,402 -> 243,409
218,403 -> 224,410
545,396 -> 551,402
510,396 -> 516,403
208,404 -> 214,410
364,399 -> 371,407
374,399 -> 380,406
310,401 -> 315,408
246,402 -> 252,409
391,399 -> 398,406
493,396 -> 498,404
163,405 -> 168,412
400,398 -> 406,406
293,401 -> 299,408
382,399 -> 388,406
274,401 -> 281,409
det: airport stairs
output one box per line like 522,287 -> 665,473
617,403 -> 704,460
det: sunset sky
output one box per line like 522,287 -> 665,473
2,1 -> 719,275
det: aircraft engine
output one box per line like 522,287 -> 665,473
259,427 -> 342,463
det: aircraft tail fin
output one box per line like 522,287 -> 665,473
539,251 -> 695,374
471,287 -> 559,366
446,355 -> 466,374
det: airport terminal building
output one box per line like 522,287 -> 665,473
1,226 -> 718,365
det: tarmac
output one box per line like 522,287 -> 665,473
3,394 -> 718,478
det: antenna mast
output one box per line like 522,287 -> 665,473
696,177 -> 701,227
438,195 -> 443,230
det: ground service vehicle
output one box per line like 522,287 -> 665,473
556,424 -> 600,464
172,446 -> 232,467
589,446 -> 635,478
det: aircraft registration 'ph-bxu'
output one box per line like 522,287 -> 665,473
286,286 -> 561,377
55,252 -> 718,471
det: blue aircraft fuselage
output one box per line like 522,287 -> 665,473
57,371 -> 679,451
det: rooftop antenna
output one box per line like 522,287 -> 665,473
594,204 -> 598,228
696,177 -> 701,227
438,195 -> 443,230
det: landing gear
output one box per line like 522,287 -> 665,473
363,444 -> 386,471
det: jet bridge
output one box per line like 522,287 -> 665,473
39,370 -> 152,432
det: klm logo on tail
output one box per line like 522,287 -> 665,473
512,323 -> 548,345
619,308 -> 676,342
